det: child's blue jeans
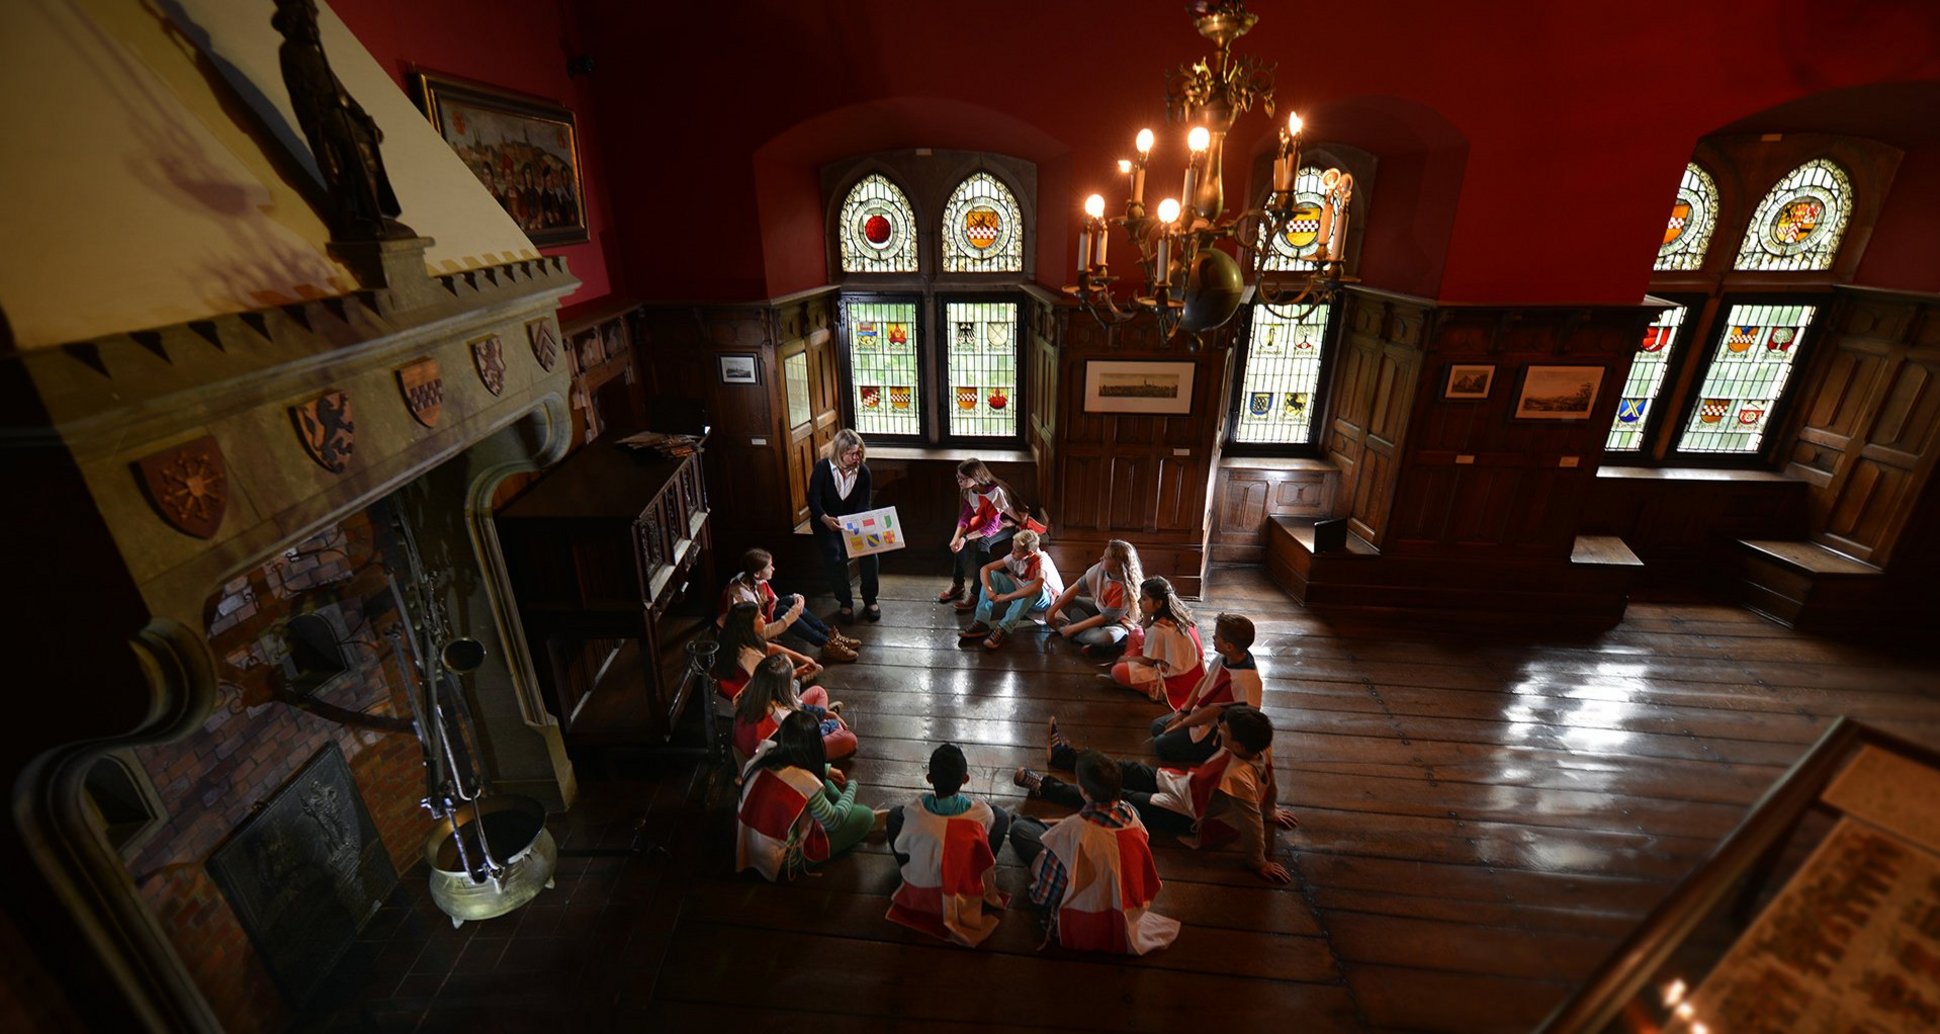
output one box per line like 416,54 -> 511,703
974,571 -> 1051,632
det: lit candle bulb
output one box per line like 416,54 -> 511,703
1153,197 -> 1181,287
1084,193 -> 1108,269
1274,111 -> 1303,193
1133,129 -> 1154,205
1183,126 -> 1210,218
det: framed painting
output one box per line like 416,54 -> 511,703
411,71 -> 588,246
1513,365 -> 1604,421
1083,360 -> 1196,415
1444,364 -> 1495,400
718,354 -> 760,385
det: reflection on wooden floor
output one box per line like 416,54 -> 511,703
305,568 -> 1940,1033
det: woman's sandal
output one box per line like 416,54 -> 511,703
837,606 -> 856,622
864,603 -> 882,622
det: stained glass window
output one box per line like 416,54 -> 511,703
1232,303 -> 1330,444
1262,166 -> 1335,272
941,173 -> 1023,273
1605,305 -> 1689,453
843,299 -> 920,437
1655,164 -> 1719,272
838,174 -> 919,274
1674,302 -> 1816,455
944,300 -> 1019,438
1732,160 -> 1852,273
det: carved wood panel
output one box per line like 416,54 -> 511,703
1209,466 -> 1336,562
1789,292 -> 1940,566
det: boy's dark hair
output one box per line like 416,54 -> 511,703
1221,705 -> 1274,754
927,743 -> 968,796
1214,612 -> 1256,652
740,547 -> 773,579
1074,750 -> 1122,803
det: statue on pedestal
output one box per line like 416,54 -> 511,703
272,0 -> 415,240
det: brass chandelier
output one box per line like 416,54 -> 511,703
1064,0 -> 1355,349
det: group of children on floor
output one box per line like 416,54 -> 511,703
718,455 -> 1299,954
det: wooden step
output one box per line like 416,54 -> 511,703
1736,539 -> 1886,631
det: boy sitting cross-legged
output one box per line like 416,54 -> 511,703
1007,749 -> 1179,954
958,528 -> 1064,651
1149,612 -> 1263,765
883,743 -> 1011,947
1018,705 -> 1299,884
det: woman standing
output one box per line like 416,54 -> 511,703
808,429 -> 881,622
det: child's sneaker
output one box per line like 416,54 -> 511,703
936,584 -> 965,604
983,628 -> 1008,650
830,631 -> 862,650
1012,767 -> 1044,797
821,640 -> 858,663
958,623 -> 992,640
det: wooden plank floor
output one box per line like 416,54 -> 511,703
301,568 -> 1940,1033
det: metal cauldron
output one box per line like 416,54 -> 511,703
423,793 -> 557,925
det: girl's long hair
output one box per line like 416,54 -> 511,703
714,601 -> 767,678
956,458 -> 1017,511
1138,575 -> 1194,630
1105,540 -> 1144,598
757,709 -> 828,775
735,652 -> 801,726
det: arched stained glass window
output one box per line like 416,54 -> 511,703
941,172 -> 1023,273
1655,164 -> 1719,272
1674,301 -> 1817,455
1232,303 -> 1330,444
1605,304 -> 1689,452
1262,166 -> 1335,272
838,174 -> 919,274
1733,159 -> 1852,272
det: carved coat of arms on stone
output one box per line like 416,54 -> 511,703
471,334 -> 507,396
396,357 -> 442,427
134,435 -> 228,538
526,319 -> 560,372
292,390 -> 356,473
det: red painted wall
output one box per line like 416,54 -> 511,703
579,0 -> 1940,306
1856,142 -> 1940,293
331,0 -> 617,306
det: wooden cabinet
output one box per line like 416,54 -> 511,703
495,440 -> 713,751
559,299 -> 649,446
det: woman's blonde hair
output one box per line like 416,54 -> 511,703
823,428 -> 866,463
1105,540 -> 1144,595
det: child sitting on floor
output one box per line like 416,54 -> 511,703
1018,705 -> 1299,884
714,602 -> 825,702
720,547 -> 859,662
736,710 -> 879,882
1108,577 -> 1204,707
1046,539 -> 1145,660
1006,749 -> 1178,954
883,743 -> 1011,947
958,529 -> 1063,651
731,653 -> 856,763
1150,613 -> 1263,765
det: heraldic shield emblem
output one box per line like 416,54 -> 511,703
397,357 -> 443,427
526,319 -> 560,372
292,390 -> 356,473
472,334 -> 507,396
135,435 -> 227,539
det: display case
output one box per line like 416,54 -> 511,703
1540,718 -> 1940,1033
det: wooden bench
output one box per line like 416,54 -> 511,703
1737,539 -> 1886,630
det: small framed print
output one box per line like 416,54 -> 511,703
1514,365 -> 1605,421
718,354 -> 759,385
1444,364 -> 1496,400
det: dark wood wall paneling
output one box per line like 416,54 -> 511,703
1046,312 -> 1238,597
1207,462 -> 1335,564
1784,289 -> 1940,568
1388,306 -> 1648,559
636,289 -> 843,588
1324,290 -> 1433,549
